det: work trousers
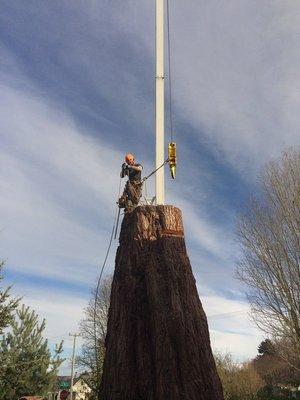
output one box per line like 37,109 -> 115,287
124,180 -> 142,207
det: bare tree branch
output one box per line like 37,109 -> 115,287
77,276 -> 112,399
235,149 -> 300,371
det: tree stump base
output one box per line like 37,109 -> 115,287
99,205 -> 223,400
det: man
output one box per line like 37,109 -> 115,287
118,153 -> 143,212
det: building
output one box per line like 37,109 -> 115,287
54,374 -> 91,399
72,376 -> 92,400
19,397 -> 43,400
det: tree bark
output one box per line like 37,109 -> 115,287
99,205 -> 223,400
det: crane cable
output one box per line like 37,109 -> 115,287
166,0 -> 174,143
166,0 -> 177,179
92,0 -> 175,370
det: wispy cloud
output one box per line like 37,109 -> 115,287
13,283 -> 87,374
0,58 -> 237,287
2,0 -> 299,367
170,1 -> 300,175
203,294 -> 263,360
0,73 -> 123,284
0,68 -> 253,365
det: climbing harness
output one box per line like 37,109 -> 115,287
118,180 -> 143,213
116,156 -> 174,215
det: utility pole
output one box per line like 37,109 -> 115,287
69,333 -> 80,400
155,0 -> 165,205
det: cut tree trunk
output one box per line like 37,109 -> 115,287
99,205 -> 223,400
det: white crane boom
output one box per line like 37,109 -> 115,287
155,0 -> 165,205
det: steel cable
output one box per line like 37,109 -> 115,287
166,0 -> 174,142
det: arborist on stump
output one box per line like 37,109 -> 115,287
118,153 -> 143,212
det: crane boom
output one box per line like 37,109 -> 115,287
155,0 -> 165,205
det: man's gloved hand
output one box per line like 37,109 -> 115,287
122,163 -> 128,170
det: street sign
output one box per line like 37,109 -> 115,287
59,382 -> 70,390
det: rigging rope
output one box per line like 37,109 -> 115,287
93,177 -> 122,374
92,1 -> 175,368
92,161 -> 168,372
142,159 -> 168,182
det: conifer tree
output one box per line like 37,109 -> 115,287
0,261 -> 19,332
258,339 -> 276,356
0,304 -> 64,399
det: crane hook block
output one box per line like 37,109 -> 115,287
168,142 -> 177,179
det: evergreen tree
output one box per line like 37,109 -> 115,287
258,339 -> 276,356
0,261 -> 19,332
0,304 -> 64,399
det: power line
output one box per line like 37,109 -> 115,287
207,310 -> 248,319
47,332 -> 70,341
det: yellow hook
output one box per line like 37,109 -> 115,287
168,142 -> 177,179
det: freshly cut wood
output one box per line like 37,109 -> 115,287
99,205 -> 223,400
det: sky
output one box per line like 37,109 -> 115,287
1,0 -> 300,375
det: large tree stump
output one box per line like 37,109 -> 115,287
99,205 -> 223,400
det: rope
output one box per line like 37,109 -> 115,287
144,179 -> 148,201
92,157 -> 167,368
166,0 -> 174,142
93,177 -> 122,376
142,159 -> 168,182
92,0 -> 176,351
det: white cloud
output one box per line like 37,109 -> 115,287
0,58 -> 248,372
0,66 -> 237,285
0,78 -> 124,283
168,1 -> 300,176
79,0 -> 300,178
19,289 -> 86,346
181,199 -> 235,260
11,283 -> 88,374
1,0 -> 283,368
211,330 -> 262,362
202,294 -> 264,360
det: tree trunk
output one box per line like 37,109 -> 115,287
99,205 -> 223,400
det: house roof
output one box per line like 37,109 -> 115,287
57,375 -> 71,383
19,397 -> 43,400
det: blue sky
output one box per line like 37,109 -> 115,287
1,0 -> 300,374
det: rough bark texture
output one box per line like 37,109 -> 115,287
100,205 -> 223,400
